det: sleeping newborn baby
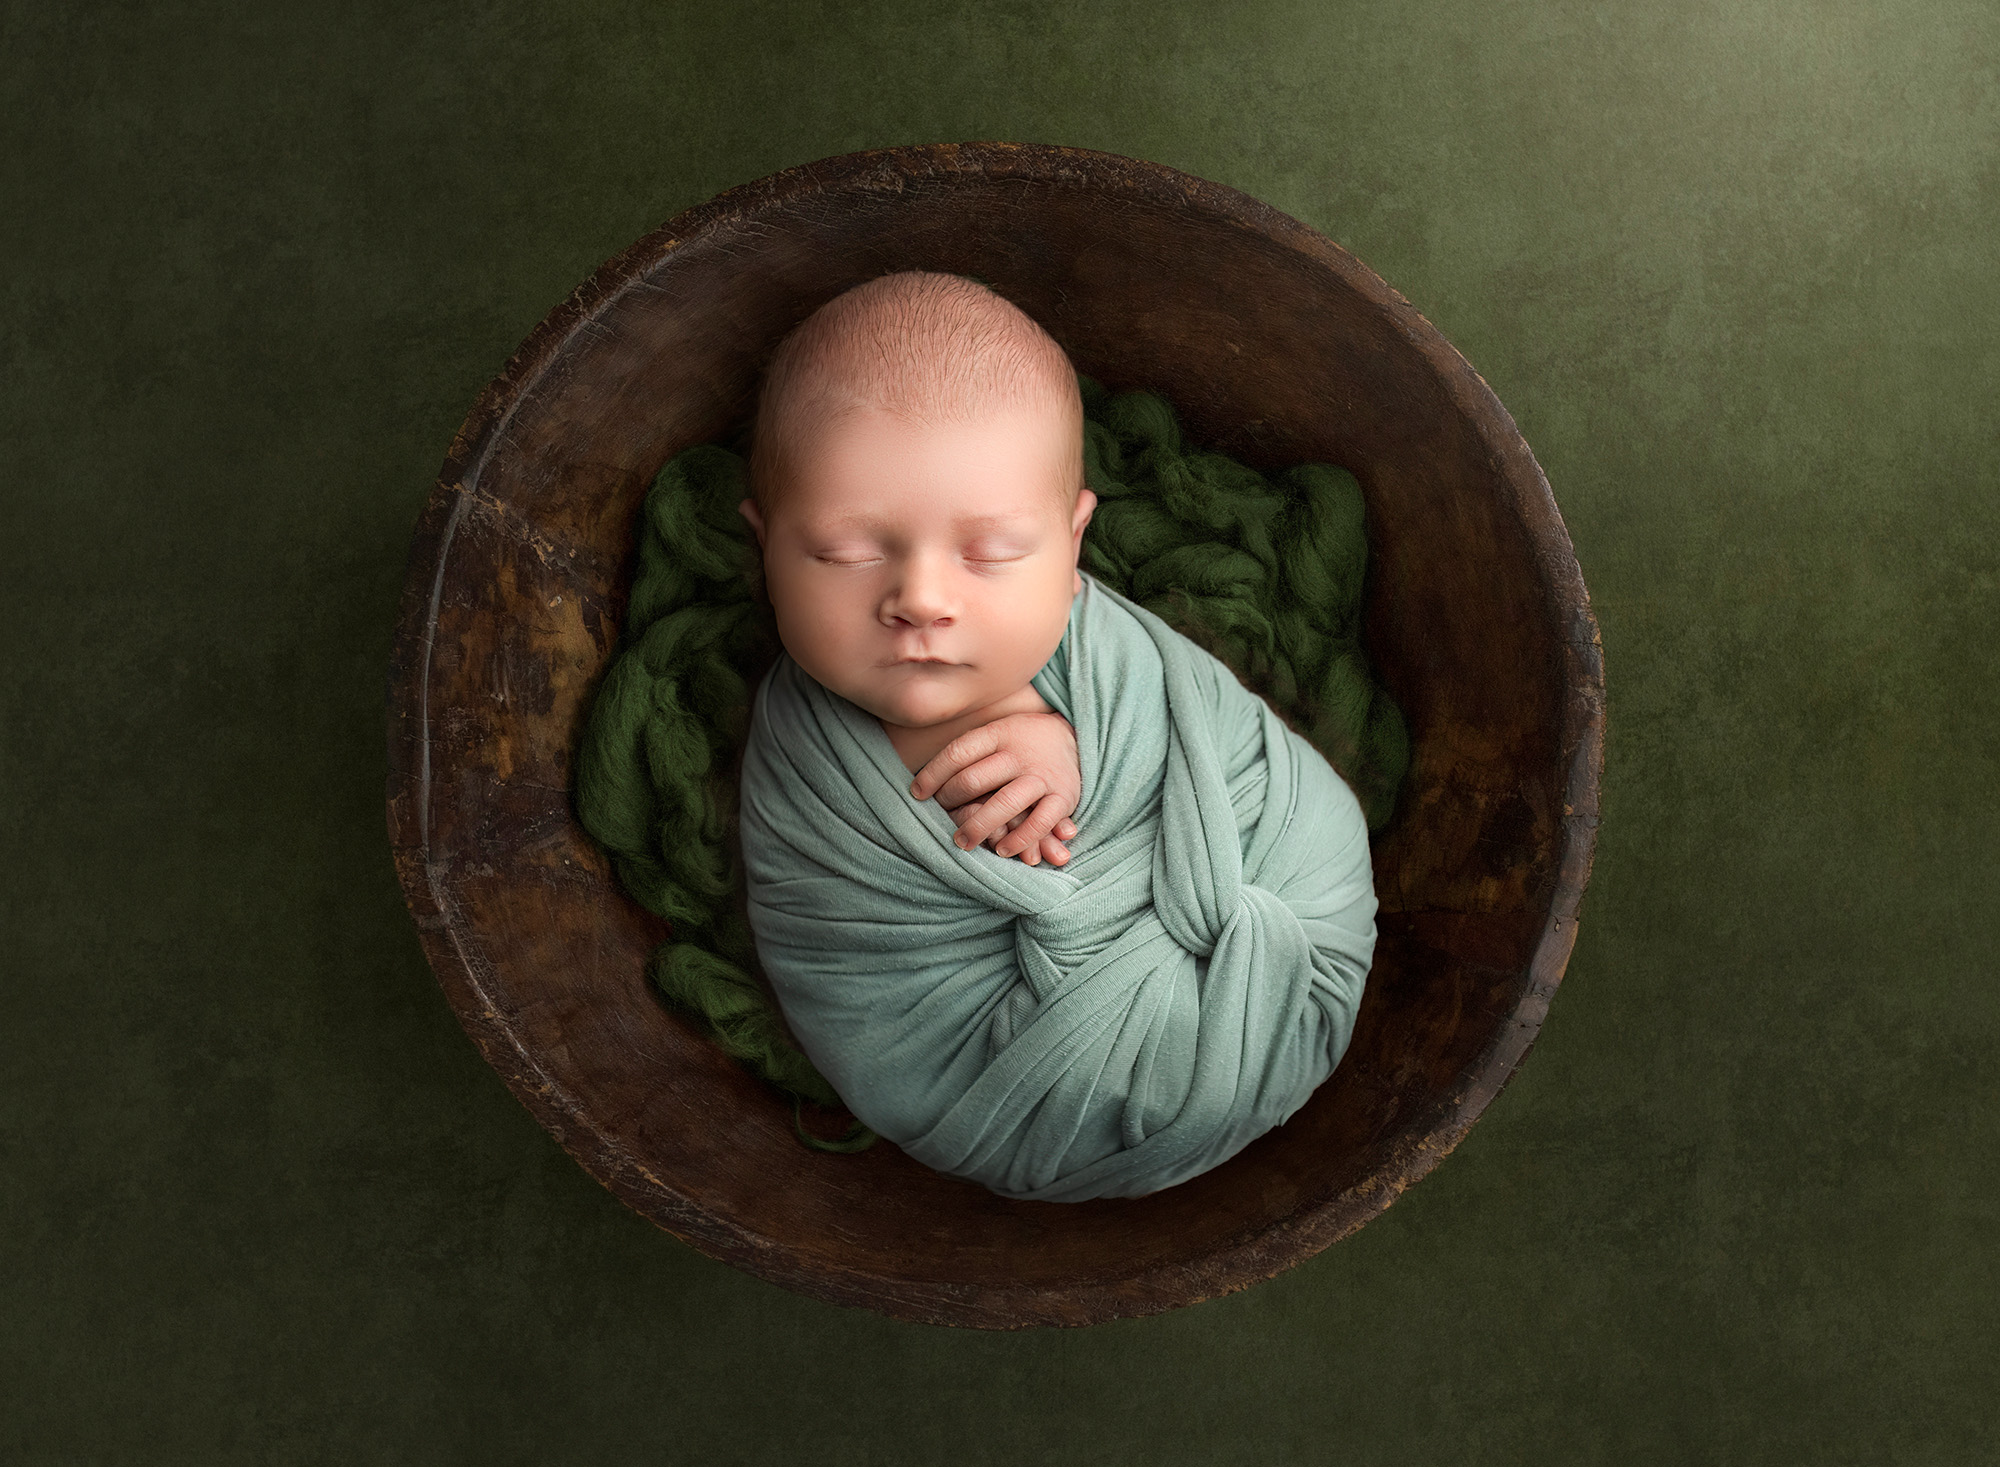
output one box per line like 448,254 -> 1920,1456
736,272 -> 1378,1202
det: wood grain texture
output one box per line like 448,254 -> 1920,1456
384,142 -> 1605,1329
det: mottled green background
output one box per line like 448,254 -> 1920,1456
5,1 -> 1996,1461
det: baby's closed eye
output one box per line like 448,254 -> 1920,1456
808,541 -> 882,566
960,537 -> 1036,567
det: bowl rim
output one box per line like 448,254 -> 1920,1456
385,140 -> 1606,1328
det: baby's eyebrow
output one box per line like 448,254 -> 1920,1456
804,511 -> 1038,535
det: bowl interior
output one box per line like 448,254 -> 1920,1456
389,145 -> 1598,1327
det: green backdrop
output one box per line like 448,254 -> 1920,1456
5,2 -> 1995,1462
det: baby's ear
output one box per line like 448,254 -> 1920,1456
1070,488 -> 1097,595
738,497 -> 767,547
1069,486 -> 1097,541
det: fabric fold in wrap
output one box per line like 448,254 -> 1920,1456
740,575 -> 1377,1201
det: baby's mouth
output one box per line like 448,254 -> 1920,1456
886,643 -> 959,667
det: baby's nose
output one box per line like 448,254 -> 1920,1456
884,595 -> 955,629
882,556 -> 958,628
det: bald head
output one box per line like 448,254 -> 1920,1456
748,272 -> 1083,511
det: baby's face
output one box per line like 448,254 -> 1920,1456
742,402 -> 1096,733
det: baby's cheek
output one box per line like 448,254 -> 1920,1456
775,600 -> 860,675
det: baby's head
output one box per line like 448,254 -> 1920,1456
740,272 -> 1097,734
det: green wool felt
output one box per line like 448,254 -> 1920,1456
571,378 -> 1408,1127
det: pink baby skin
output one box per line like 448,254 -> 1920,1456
739,272 -> 1097,865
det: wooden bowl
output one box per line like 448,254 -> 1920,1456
386,142 -> 1604,1328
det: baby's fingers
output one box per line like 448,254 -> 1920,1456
909,724 -> 1004,802
992,792 -> 1069,859
951,777 -> 1044,852
929,751 -> 1027,812
1020,818 -> 1078,866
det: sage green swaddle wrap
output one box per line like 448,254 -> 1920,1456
741,573 -> 1377,1202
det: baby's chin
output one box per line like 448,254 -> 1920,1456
867,691 -> 973,732
841,669 -> 982,731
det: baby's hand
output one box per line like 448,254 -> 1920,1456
909,712 -> 1082,867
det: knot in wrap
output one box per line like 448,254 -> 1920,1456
740,576 -> 1377,1201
